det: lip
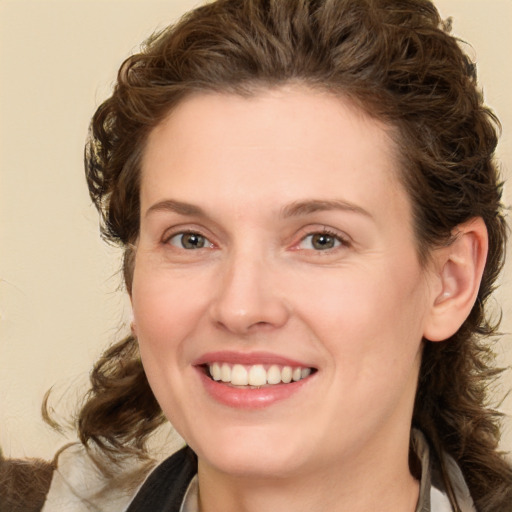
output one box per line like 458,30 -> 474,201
193,350 -> 312,367
193,351 -> 316,409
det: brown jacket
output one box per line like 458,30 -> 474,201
0,453 -> 54,512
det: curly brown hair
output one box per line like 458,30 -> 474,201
78,0 -> 511,509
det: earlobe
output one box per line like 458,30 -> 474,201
423,217 -> 488,342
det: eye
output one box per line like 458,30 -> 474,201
298,231 -> 346,251
167,232 -> 213,250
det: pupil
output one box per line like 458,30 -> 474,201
182,233 -> 205,249
312,233 -> 334,250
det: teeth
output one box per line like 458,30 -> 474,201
211,362 -> 222,381
231,364 -> 248,385
267,365 -> 281,385
281,366 -> 292,384
301,368 -> 311,379
248,365 -> 267,386
207,363 -> 313,386
221,363 -> 231,382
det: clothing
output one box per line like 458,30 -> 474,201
123,430 -> 475,512
0,455 -> 54,512
10,430 -> 475,512
124,447 -> 196,512
412,430 -> 475,512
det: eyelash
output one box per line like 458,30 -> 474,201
164,230 -> 213,250
295,228 -> 350,252
163,228 -> 350,252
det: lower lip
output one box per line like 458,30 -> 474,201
196,368 -> 313,409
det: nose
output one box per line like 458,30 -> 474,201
208,251 -> 290,335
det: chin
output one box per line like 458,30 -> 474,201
190,429 -> 310,479
203,449 -> 304,479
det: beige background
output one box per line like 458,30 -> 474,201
1,0 -> 511,461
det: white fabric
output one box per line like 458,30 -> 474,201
430,484 -> 475,512
430,487 -> 453,512
42,444 -> 151,512
180,474 -> 199,512
442,455 -> 476,512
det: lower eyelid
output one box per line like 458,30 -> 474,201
162,229 -> 349,251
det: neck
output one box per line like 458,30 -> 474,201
196,432 -> 420,512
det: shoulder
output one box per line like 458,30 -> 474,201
41,443 -> 155,512
40,443 -> 194,512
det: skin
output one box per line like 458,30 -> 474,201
131,86 -> 455,511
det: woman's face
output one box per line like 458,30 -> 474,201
131,87 -> 439,479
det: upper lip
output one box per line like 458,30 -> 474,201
193,351 -> 315,368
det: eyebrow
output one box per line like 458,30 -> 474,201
145,198 -> 373,220
145,199 -> 206,218
280,199 -> 373,219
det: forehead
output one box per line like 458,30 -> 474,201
140,86 -> 409,222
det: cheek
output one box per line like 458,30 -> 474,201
130,268 -> 206,418
131,267 -> 207,358
295,259 -> 428,363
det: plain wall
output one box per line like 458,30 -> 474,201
1,0 -> 511,461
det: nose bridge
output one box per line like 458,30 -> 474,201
209,242 -> 289,334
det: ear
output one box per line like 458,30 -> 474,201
423,217 -> 488,342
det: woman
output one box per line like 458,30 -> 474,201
6,0 -> 511,510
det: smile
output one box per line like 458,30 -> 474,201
208,363 -> 313,387
194,352 -> 317,408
